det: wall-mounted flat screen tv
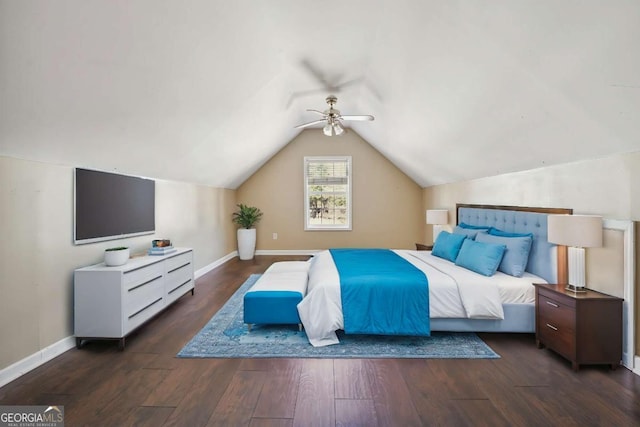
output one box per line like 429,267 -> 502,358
74,168 -> 155,244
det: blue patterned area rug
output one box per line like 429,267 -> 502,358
177,274 -> 500,359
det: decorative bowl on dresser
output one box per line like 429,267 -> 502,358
533,283 -> 622,371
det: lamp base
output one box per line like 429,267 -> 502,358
565,284 -> 587,293
432,224 -> 453,244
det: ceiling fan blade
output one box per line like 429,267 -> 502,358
306,109 -> 327,116
300,59 -> 332,90
294,119 -> 327,129
340,115 -> 375,121
333,77 -> 364,91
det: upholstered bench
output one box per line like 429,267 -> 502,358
243,261 -> 310,331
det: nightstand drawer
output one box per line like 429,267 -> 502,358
538,295 -> 575,332
537,287 -> 576,309
538,324 -> 575,358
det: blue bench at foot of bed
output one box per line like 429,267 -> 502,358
243,261 -> 310,331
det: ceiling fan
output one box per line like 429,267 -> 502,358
294,95 -> 374,136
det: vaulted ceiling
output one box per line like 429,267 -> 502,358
1,1 -> 639,188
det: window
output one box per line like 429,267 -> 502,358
304,156 -> 352,230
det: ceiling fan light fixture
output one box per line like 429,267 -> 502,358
295,96 -> 374,136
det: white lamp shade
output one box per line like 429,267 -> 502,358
547,214 -> 603,248
426,209 -> 448,225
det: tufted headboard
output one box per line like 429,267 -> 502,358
456,204 -> 572,284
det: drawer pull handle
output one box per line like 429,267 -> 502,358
123,261 -> 162,274
545,323 -> 558,331
168,262 -> 190,274
545,301 -> 559,308
128,298 -> 162,319
128,275 -> 162,292
169,279 -> 192,294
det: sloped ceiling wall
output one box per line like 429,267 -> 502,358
1,1 -> 639,189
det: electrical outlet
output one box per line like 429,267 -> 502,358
272,233 -> 278,240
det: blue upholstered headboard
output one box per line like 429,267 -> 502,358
457,204 -> 572,283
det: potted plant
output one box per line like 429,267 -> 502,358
104,246 -> 130,266
232,204 -> 263,260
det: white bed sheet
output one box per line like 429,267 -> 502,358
297,249 -> 544,347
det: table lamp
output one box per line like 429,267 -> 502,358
426,209 -> 449,244
547,214 -> 603,292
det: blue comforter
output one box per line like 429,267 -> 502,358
329,248 -> 430,336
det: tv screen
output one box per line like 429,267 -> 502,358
74,168 -> 155,244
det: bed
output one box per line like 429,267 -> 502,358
297,204 -> 572,347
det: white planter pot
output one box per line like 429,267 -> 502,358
237,228 -> 257,260
104,248 -> 130,266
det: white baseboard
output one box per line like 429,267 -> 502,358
0,336 -> 76,388
195,251 -> 238,279
255,249 -> 320,256
634,356 -> 640,377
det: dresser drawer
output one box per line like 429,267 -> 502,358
125,295 -> 164,333
124,273 -> 164,315
165,267 -> 194,305
123,261 -> 163,288
124,269 -> 165,333
165,251 -> 192,274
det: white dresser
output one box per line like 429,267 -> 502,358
74,248 -> 194,349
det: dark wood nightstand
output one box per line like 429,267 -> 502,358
533,283 -> 622,371
415,243 -> 433,251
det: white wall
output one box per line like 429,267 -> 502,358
423,152 -> 636,235
0,155 -> 236,371
423,152 -> 639,242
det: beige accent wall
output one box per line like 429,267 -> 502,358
588,229 -> 625,299
0,155 -> 236,370
236,129 -> 424,250
423,151 -> 640,355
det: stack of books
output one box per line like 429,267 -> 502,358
152,239 -> 172,248
148,245 -> 177,256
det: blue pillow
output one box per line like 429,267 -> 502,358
458,222 -> 492,230
488,228 -> 534,239
455,239 -> 506,276
453,225 -> 487,240
432,231 -> 466,262
476,232 -> 533,277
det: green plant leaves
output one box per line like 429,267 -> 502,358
232,203 -> 263,229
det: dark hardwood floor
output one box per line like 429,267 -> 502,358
2,255 -> 640,426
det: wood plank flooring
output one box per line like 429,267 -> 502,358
2,255 -> 640,426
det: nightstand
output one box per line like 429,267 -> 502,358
533,283 -> 622,371
415,243 -> 433,251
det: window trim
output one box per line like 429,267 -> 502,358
304,156 -> 352,231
